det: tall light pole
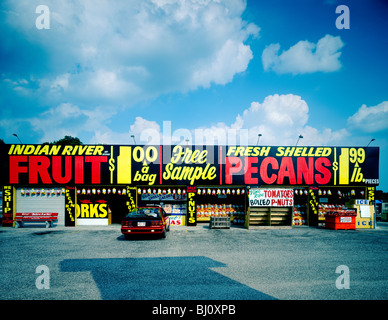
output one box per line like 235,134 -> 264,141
295,134 -> 303,146
256,133 -> 262,146
12,133 -> 22,144
366,138 -> 375,147
130,135 -> 136,145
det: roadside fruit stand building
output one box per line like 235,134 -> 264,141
1,144 -> 379,229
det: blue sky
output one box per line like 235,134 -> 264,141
0,0 -> 387,190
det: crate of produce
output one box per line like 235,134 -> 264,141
210,216 -> 230,229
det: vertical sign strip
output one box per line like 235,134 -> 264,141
2,186 -> 14,227
109,146 -> 114,184
65,186 -> 76,227
187,186 -> 197,226
333,148 -> 337,185
220,146 -> 223,185
160,145 -> 163,185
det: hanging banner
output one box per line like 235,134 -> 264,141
249,188 -> 294,207
0,145 -> 379,187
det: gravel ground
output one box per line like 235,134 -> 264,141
0,222 -> 387,301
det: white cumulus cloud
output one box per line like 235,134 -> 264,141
262,34 -> 344,75
3,0 -> 259,106
125,94 -> 349,147
347,101 -> 388,133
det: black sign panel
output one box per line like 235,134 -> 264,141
0,144 -> 379,187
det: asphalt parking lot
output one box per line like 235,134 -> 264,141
0,222 -> 387,302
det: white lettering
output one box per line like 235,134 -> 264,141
336,5 -> 350,30
35,5 -> 50,30
35,265 -> 50,289
335,265 -> 350,289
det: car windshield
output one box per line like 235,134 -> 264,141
126,208 -> 161,219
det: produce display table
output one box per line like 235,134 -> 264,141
324,209 -> 356,230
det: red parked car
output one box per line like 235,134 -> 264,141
121,206 -> 170,239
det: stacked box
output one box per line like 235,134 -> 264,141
210,217 -> 230,229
